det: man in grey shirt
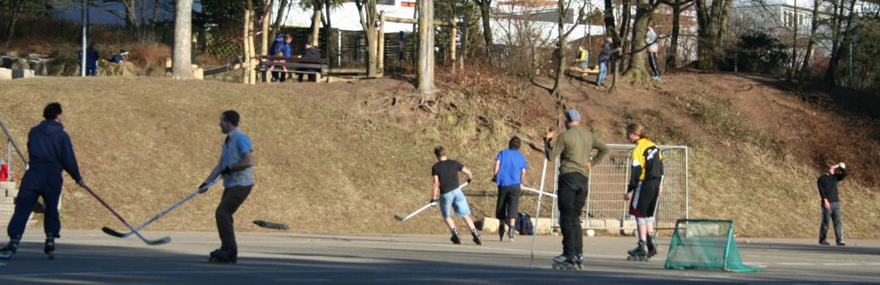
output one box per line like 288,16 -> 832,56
200,110 -> 255,264
646,24 -> 661,81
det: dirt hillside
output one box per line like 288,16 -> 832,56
0,71 -> 878,238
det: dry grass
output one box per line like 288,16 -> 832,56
0,70 -> 878,239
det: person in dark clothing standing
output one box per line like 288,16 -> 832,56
545,109 -> 610,270
431,146 -> 481,245
85,43 -> 99,76
818,160 -> 847,246
596,37 -> 621,89
200,110 -> 255,263
494,136 -> 527,242
0,103 -> 86,260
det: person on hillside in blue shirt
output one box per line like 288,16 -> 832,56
493,136 -> 527,242
0,103 -> 87,260
198,110 -> 255,263
272,35 -> 293,83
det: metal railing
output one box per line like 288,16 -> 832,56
0,113 -> 29,181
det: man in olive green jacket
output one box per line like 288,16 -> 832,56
545,109 -> 609,269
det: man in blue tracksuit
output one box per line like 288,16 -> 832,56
0,103 -> 86,260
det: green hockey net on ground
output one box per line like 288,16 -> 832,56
664,219 -> 763,272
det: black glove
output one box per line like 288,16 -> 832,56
491,174 -> 497,183
198,182 -> 209,193
220,166 -> 232,175
429,199 -> 439,204
467,177 -> 473,184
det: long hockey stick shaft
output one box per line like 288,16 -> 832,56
529,158 -> 549,268
126,178 -> 220,233
401,203 -> 434,221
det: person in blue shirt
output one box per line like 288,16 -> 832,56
493,136 -> 527,242
272,35 -> 293,82
199,110 -> 255,264
0,103 -> 87,260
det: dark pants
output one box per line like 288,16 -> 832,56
495,185 -> 521,223
272,72 -> 286,82
648,52 -> 661,78
558,172 -> 588,258
7,167 -> 63,238
819,202 -> 844,243
216,185 -> 253,251
86,67 -> 97,76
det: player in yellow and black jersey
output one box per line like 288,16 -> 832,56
624,123 -> 664,261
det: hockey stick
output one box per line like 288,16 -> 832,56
102,179 -> 219,238
394,183 -> 469,222
81,185 -> 170,245
521,186 -> 558,198
529,158 -> 549,268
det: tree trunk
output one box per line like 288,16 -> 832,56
621,0 -> 653,85
825,0 -> 857,84
695,0 -> 731,70
356,0 -> 379,78
789,0 -> 798,82
269,0 -> 290,46
797,0 -> 820,95
310,1 -> 323,46
152,0 -> 160,25
666,0 -> 684,70
417,0 -> 436,94
262,0 -> 274,57
123,0 -> 141,35
475,0 -> 494,64
172,0 -> 195,79
618,0 -> 632,69
551,0 -> 569,98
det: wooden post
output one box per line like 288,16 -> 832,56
378,11 -> 385,77
248,11 -> 257,85
417,0 -> 435,94
450,22 -> 457,63
261,0 -> 274,83
242,9 -> 250,84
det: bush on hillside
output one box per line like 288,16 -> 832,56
726,30 -> 790,76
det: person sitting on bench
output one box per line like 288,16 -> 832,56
297,42 -> 321,82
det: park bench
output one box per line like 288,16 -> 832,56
257,56 -> 329,82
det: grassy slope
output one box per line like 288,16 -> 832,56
1,73 -> 878,238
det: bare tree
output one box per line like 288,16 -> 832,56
694,0 -> 734,69
550,0 -> 588,98
473,0 -> 494,64
797,0 -> 820,96
356,0 -> 380,78
418,0 -> 436,94
662,0 -> 694,70
621,0 -> 661,85
825,0 -> 857,84
172,0 -> 195,79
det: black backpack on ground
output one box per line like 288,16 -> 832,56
516,212 -> 535,235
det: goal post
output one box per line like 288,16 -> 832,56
549,144 -> 689,231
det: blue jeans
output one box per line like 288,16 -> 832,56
439,188 -> 471,219
597,62 -> 609,86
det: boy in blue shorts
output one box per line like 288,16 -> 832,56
431,146 -> 481,245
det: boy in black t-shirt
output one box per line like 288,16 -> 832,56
431,146 -> 481,245
818,160 -> 847,246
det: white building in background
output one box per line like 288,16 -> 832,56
269,0 -> 605,45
